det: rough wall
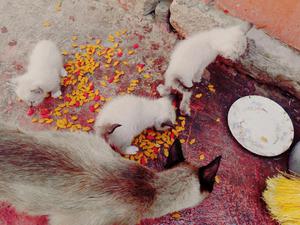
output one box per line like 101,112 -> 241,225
216,0 -> 300,51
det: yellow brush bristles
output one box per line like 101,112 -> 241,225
263,173 -> 300,225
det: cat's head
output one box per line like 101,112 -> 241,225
154,96 -> 176,131
212,26 -> 247,61
147,139 -> 221,217
12,74 -> 46,106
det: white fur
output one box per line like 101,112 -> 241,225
94,95 -> 176,154
158,26 -> 247,115
13,40 -> 66,106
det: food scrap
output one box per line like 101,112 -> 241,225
208,84 -> 216,93
199,153 -> 205,161
189,138 -> 196,145
195,93 -> 203,99
171,212 -> 181,220
128,116 -> 187,165
55,0 -> 62,12
43,20 -> 51,27
215,175 -> 221,184
261,136 -> 268,143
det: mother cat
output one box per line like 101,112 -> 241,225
0,124 -> 221,225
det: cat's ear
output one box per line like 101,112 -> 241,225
103,123 -> 122,135
198,156 -> 221,193
30,87 -> 44,95
161,120 -> 175,129
164,139 -> 185,169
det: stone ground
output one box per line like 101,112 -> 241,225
0,0 -> 300,225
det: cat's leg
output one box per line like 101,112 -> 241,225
192,72 -> 202,83
179,91 -> 192,116
193,68 -> 210,83
157,84 -> 171,96
51,86 -> 62,98
60,68 -> 68,77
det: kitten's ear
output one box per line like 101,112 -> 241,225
164,139 -> 185,169
104,123 -> 122,135
198,156 -> 221,193
161,120 -> 175,129
30,87 -> 44,94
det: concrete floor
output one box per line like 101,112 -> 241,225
0,1 -> 300,224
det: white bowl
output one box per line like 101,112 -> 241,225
228,95 -> 294,157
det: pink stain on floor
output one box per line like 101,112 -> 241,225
1,37 -> 299,224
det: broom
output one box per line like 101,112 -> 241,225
263,173 -> 300,225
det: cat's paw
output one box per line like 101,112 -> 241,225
157,84 -> 170,96
192,76 -> 202,83
61,68 -> 68,77
123,146 -> 139,155
180,103 -> 191,116
51,90 -> 62,98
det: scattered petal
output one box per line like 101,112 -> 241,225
27,107 -> 35,116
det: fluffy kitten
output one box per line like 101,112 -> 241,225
157,26 -> 247,115
94,94 -> 176,155
0,124 -> 221,225
12,40 -> 67,106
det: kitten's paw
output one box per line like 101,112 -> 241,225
51,90 -> 62,98
180,103 -> 191,116
192,76 -> 202,83
61,68 -> 68,77
157,84 -> 170,96
181,109 -> 191,116
123,146 -> 139,155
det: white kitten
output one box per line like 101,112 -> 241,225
12,40 -> 67,106
94,94 -> 176,155
157,26 -> 247,115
